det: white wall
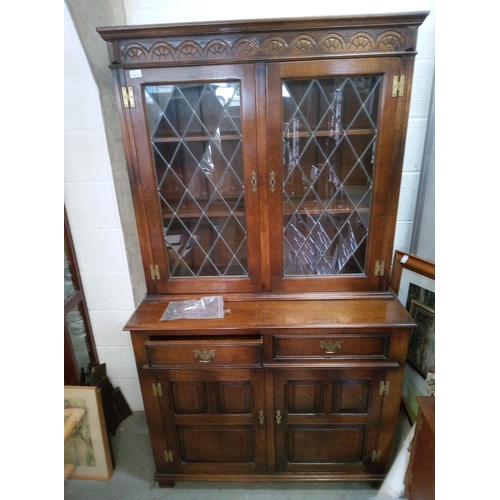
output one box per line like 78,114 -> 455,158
64,1 -> 435,411
64,4 -> 142,410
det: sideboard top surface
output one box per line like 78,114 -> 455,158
124,296 -> 415,332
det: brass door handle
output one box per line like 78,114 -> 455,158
275,410 -> 282,424
259,410 -> 265,425
319,341 -> 342,354
193,349 -> 216,363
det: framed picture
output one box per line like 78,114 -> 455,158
64,386 -> 114,480
390,250 -> 434,298
408,298 -> 435,377
401,364 -> 434,423
390,250 -> 435,423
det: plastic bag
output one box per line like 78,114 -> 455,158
160,296 -> 228,321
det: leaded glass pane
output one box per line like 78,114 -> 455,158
282,76 -> 381,276
145,82 -> 247,278
64,244 -> 76,299
66,304 -> 92,374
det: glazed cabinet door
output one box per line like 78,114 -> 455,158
266,57 -> 404,293
273,368 -> 387,474
122,64 -> 261,294
153,368 -> 267,475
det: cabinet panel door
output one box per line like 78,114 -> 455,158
154,368 -> 267,474
266,57 -> 403,293
123,64 -> 261,294
273,368 -> 386,473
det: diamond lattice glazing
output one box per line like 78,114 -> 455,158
145,83 -> 247,278
282,76 -> 381,276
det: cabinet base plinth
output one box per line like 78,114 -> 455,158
153,472 -> 387,486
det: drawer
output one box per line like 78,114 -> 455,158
146,335 -> 262,368
272,333 -> 390,360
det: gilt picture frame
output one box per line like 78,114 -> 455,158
64,386 -> 113,480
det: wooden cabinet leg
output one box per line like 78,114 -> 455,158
157,480 -> 175,488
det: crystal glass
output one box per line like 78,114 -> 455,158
282,76 -> 381,276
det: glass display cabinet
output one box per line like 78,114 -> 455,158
98,11 -> 428,487
64,207 -> 98,385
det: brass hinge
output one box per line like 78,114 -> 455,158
374,260 -> 385,276
121,86 -> 135,108
152,383 -> 162,397
392,75 -> 405,97
379,381 -> 390,396
371,450 -> 382,462
150,264 -> 160,280
164,450 -> 174,462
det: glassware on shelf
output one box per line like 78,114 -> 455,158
281,76 -> 381,277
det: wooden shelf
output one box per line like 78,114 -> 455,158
284,200 -> 369,216
284,128 -> 375,139
162,200 -> 246,219
153,133 -> 241,143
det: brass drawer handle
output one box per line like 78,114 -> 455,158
194,349 -> 216,363
319,340 -> 342,354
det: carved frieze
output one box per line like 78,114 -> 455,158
118,29 -> 411,66
97,13 -> 426,67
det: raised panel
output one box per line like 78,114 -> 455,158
332,379 -> 370,414
218,381 -> 252,414
288,425 -> 365,463
178,425 -> 254,462
171,381 -> 207,413
286,379 -> 323,413
167,378 -> 253,415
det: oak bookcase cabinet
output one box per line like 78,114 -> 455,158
98,11 -> 428,487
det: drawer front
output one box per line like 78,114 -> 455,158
273,333 -> 390,360
146,336 -> 262,368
